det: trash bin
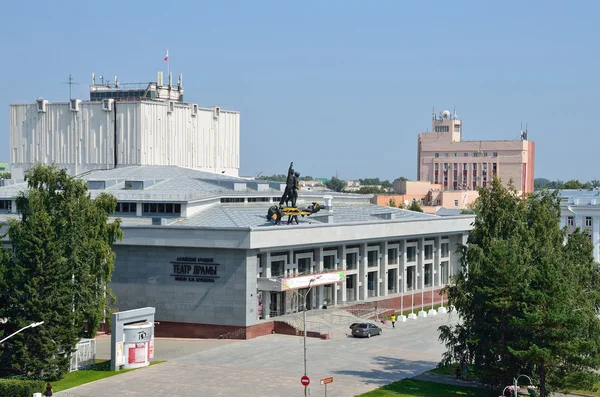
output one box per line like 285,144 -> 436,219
122,321 -> 154,369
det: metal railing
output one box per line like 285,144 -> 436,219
69,339 -> 96,372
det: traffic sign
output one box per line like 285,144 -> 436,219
320,377 -> 334,385
301,375 -> 310,386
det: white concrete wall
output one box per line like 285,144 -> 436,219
10,100 -> 241,179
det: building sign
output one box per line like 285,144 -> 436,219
170,257 -> 220,283
281,271 -> 346,290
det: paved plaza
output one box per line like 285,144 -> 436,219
56,312 -> 458,397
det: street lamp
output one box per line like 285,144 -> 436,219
0,321 -> 44,344
271,275 -> 322,397
513,375 -> 533,397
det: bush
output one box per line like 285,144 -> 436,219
0,379 -> 45,397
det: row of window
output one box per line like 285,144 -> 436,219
567,216 -> 593,227
435,163 -> 498,171
221,197 -> 278,203
91,90 -> 149,100
435,152 -> 498,158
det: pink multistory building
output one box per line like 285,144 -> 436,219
417,109 -> 535,194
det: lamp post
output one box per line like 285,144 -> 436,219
272,275 -> 321,397
0,321 -> 44,344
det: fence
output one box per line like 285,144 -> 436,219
69,339 -> 96,372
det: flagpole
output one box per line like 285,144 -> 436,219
167,49 -> 170,79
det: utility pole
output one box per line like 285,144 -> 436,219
62,74 -> 80,100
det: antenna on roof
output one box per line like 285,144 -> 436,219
432,107 -> 436,121
61,74 -> 80,100
453,107 -> 457,120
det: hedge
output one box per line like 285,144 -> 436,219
0,379 -> 46,397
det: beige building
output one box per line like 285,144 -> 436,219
417,109 -> 535,194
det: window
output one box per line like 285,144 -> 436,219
368,250 -> 378,267
454,200 -> 459,207
323,255 -> 336,270
0,200 -> 11,212
247,197 -> 271,202
444,153 -> 449,157
441,242 -> 449,258
463,163 -> 468,170
483,152 -> 488,157
142,202 -> 181,216
271,260 -> 284,277
435,163 -> 439,170
367,272 -> 377,297
567,216 -> 574,226
454,153 -> 458,157
387,248 -> 398,265
586,217 -> 593,227
434,126 -> 450,132
346,252 -> 357,270
115,202 -> 137,214
493,152 -> 498,157
406,246 -> 417,262
453,163 -> 458,170
473,152 -> 479,157
440,261 -> 449,284
298,257 -> 311,274
454,124 -> 460,132
424,263 -> 432,287
473,163 -> 477,170
424,245 -> 433,260
434,153 -> 439,158
463,153 -> 468,157
220,198 -> 245,203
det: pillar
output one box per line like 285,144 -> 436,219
340,245 -> 347,303
381,241 -> 388,297
359,243 -> 367,301
418,238 -> 427,317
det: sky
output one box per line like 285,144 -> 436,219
0,1 -> 598,182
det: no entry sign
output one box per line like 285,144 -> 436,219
301,375 -> 310,386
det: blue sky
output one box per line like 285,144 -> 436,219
0,1 -> 598,182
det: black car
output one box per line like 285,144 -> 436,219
351,323 -> 382,338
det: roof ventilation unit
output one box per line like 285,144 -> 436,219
191,104 -> 198,116
102,99 -> 113,112
70,99 -> 81,112
213,106 -> 220,119
168,101 -> 175,113
36,99 -> 47,113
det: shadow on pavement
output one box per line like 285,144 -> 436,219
333,356 -> 438,386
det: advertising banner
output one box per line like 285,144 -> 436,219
281,271 -> 345,290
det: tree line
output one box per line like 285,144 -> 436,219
535,178 -> 600,190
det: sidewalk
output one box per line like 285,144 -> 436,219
412,371 -> 489,389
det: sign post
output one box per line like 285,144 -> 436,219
320,377 -> 333,397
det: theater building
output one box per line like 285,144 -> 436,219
0,165 -> 473,339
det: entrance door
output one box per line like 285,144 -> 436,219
270,292 -> 284,317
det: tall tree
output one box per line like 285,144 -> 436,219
0,164 -> 122,379
325,176 -> 346,192
438,178 -> 600,396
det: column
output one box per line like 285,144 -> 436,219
263,289 -> 271,319
418,238 -> 427,317
264,252 -> 271,278
340,245 -> 347,303
288,249 -> 294,277
315,247 -> 323,308
136,202 -> 142,217
381,241 -> 388,297
429,237 -> 441,316
359,243 -> 367,301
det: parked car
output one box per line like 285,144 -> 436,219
351,323 -> 382,338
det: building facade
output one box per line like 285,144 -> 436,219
559,189 -> 600,262
417,109 -> 535,194
0,165 -> 473,339
9,72 -> 240,180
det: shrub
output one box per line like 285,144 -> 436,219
0,379 -> 45,397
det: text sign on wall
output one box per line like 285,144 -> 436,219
170,257 -> 220,283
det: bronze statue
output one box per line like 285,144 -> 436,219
279,161 -> 295,207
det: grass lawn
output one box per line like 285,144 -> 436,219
429,363 -> 479,380
356,378 -> 497,397
52,359 -> 165,392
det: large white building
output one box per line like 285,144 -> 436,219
9,72 -> 240,180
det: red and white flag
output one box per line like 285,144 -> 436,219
164,49 -> 169,61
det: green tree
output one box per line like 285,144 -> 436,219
388,198 -> 397,208
357,186 -> 383,194
534,178 -> 551,190
258,174 -> 287,182
394,176 -> 408,183
359,178 -> 381,186
0,164 -> 122,379
326,176 -> 346,192
381,180 -> 392,189
0,172 -> 10,179
407,200 -> 423,212
438,178 -> 600,397
590,180 -> 600,188
561,180 -> 591,189
301,175 -> 314,181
